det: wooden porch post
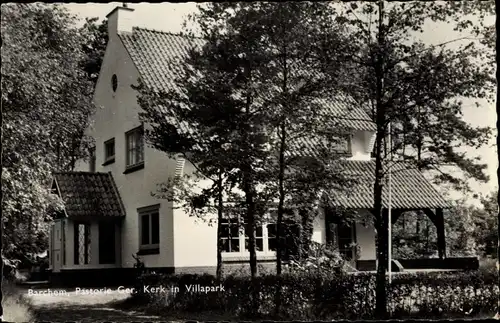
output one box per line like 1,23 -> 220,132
436,208 -> 446,259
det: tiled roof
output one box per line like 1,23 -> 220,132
119,28 -> 204,94
52,172 -> 125,218
328,160 -> 450,210
119,27 -> 375,132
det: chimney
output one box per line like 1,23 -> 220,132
106,5 -> 135,37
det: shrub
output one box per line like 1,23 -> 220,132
132,269 -> 497,320
388,270 -> 498,318
283,241 -> 348,277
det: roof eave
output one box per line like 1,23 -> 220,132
51,177 -> 69,218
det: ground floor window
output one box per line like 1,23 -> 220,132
138,205 -> 160,252
221,214 -> 300,256
220,217 -> 241,252
74,222 -> 91,265
221,217 -> 276,253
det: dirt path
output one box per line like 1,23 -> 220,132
22,287 -> 168,323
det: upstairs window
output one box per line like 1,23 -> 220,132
330,135 -> 351,154
104,138 -> 115,165
319,134 -> 352,156
125,126 -> 144,169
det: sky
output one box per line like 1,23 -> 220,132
63,2 -> 497,203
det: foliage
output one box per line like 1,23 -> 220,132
133,269 -> 498,320
138,2 -> 364,283
79,17 -> 108,86
470,192 -> 498,257
327,1 -> 494,317
283,241 -> 349,276
335,1 -> 494,192
393,191 -> 498,259
1,3 -> 98,263
191,2 -> 358,276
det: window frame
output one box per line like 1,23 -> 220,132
331,134 -> 352,155
103,138 -> 115,165
74,222 -> 91,265
220,218 -> 242,253
138,205 -> 160,254
125,126 -> 145,170
220,214 -> 277,258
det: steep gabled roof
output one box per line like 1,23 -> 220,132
329,160 -> 450,210
119,27 -> 375,132
52,172 -> 125,218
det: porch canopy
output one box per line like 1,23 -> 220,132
51,172 -> 126,219
327,160 -> 451,259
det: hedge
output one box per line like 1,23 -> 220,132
133,270 -> 498,320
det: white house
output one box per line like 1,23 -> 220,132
47,6 -> 454,286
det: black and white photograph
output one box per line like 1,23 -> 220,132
1,1 -> 498,322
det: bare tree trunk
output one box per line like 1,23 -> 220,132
243,63 -> 259,314
275,39 -> 289,316
495,1 -> 500,318
275,119 -> 286,316
0,121 -> 3,319
216,170 -> 224,280
244,180 -> 258,278
374,1 -> 388,319
417,106 -> 422,163
277,101 -> 286,275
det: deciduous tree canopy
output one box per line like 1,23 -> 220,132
1,3 -> 100,264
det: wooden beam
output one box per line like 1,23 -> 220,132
418,208 -> 447,259
422,208 -> 437,226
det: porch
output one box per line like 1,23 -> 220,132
323,160 -> 478,272
49,172 -> 126,281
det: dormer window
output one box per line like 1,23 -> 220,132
321,135 -> 351,156
333,135 -> 352,154
124,126 -> 144,173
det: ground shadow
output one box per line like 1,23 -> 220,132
33,303 -> 164,322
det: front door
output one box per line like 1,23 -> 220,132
51,220 -> 63,273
